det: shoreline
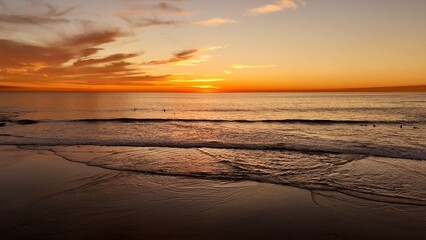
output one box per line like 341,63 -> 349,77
0,145 -> 425,239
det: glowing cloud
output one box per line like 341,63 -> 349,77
170,78 -> 224,83
232,64 -> 276,69
193,17 -> 236,27
190,85 -> 220,89
1,0 -> 424,92
249,0 -> 298,15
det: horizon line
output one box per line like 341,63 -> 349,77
0,85 -> 425,93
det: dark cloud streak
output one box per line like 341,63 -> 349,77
146,49 -> 198,65
62,30 -> 124,48
116,1 -> 189,28
119,16 -> 183,28
0,14 -> 68,24
73,53 -> 140,67
44,3 -> 75,17
157,2 -> 188,14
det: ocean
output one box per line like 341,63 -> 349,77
0,92 -> 425,206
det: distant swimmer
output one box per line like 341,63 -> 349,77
163,108 -> 166,112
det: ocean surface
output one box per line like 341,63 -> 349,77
0,92 -> 425,205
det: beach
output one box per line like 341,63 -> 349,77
1,145 -> 425,240
1,0 -> 426,238
0,92 -> 425,239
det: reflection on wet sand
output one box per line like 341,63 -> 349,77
0,146 -> 425,240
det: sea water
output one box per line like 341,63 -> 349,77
0,92 -> 425,205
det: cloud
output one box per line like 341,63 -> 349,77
190,85 -> 220,90
201,45 -> 229,51
157,2 -> 190,15
145,49 -> 199,65
0,14 -> 68,24
0,39 -> 73,68
121,17 -> 182,28
0,29 -> 173,89
0,3 -> 73,25
153,76 -> 225,91
0,29 -> 128,71
249,0 -> 298,15
117,2 -> 190,18
0,0 -> 226,91
232,64 -> 276,69
193,17 -> 236,27
116,1 -> 191,28
62,29 -> 124,48
73,53 -> 140,67
170,78 -> 224,83
144,46 -> 225,66
44,3 -> 75,17
0,85 -> 29,91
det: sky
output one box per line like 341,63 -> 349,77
0,0 -> 425,92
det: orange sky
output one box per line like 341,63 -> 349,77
0,0 -> 425,92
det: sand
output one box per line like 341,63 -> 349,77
0,145 -> 425,240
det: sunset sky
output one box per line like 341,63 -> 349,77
0,0 -> 425,92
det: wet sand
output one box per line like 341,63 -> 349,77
0,145 -> 425,240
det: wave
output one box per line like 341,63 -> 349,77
4,140 -> 425,161
72,118 -> 417,125
2,118 -> 421,125
27,145 -> 426,206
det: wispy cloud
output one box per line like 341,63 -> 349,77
170,78 -> 224,83
201,45 -> 229,51
120,16 -> 182,28
73,53 -> 140,67
145,46 -> 224,66
61,29 -> 124,49
0,3 -> 73,25
145,49 -> 199,65
232,64 -> 276,69
193,17 -> 236,27
116,1 -> 190,28
248,0 -> 299,15
117,2 -> 191,18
